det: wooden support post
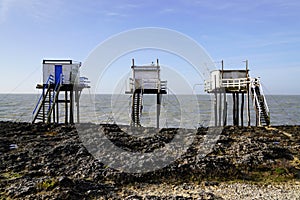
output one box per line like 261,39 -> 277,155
53,101 -> 55,123
214,75 -> 217,127
70,90 -> 74,124
42,88 -> 45,123
76,90 -> 80,123
232,93 -> 236,126
65,91 -> 68,124
48,91 -> 51,123
255,103 -> 259,127
56,94 -> 59,123
246,60 -> 251,126
157,93 -> 161,129
247,84 -> 250,126
236,93 -> 239,126
52,90 -> 55,123
214,92 -> 218,127
241,93 -> 244,127
223,91 -> 227,126
218,90 -> 222,126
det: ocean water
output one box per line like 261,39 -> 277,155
0,94 -> 299,127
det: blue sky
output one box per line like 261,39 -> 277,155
0,0 -> 300,94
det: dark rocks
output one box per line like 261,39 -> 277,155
0,121 -> 300,199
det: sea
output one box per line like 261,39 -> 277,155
0,94 -> 299,127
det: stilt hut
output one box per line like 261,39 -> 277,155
32,60 -> 90,124
126,59 -> 167,128
205,60 -> 270,127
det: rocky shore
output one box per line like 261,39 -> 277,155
0,121 -> 299,199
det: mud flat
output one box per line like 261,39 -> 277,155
0,121 -> 300,199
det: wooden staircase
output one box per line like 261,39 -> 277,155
251,79 -> 270,126
131,90 -> 143,127
32,74 -> 63,123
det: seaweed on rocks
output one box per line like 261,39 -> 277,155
0,121 -> 300,199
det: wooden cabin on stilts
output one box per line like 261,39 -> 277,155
205,60 -> 270,127
32,60 -> 90,124
126,59 -> 167,128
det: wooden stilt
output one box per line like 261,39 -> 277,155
247,80 -> 251,126
157,93 -> 161,129
53,101 -> 55,123
245,60 -> 251,126
218,90 -> 222,126
70,90 -> 74,124
236,93 -> 239,126
214,92 -> 218,127
48,91 -> 51,123
65,91 -> 68,124
232,93 -> 236,126
241,93 -> 244,127
42,88 -> 45,123
76,90 -> 80,123
56,94 -> 59,123
223,91 -> 227,126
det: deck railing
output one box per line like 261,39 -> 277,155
205,77 -> 249,92
128,78 -> 167,92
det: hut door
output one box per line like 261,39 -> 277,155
55,65 -> 62,84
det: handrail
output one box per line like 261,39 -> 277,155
32,74 -> 54,115
46,74 -> 64,122
258,79 -> 270,116
49,74 -> 64,112
252,89 -> 262,126
80,76 -> 90,86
